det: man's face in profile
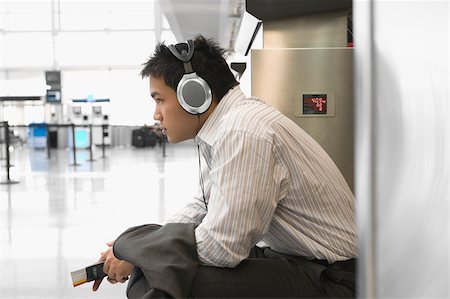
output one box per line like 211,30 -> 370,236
150,75 -> 199,143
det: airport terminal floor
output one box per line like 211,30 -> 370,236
0,142 -> 199,298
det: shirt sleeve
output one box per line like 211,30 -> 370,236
165,193 -> 207,226
195,130 -> 287,267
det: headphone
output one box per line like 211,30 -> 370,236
168,40 -> 212,115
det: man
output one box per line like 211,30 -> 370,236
95,35 -> 357,298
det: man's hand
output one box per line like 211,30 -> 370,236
92,241 -> 135,291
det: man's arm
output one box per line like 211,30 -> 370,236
194,130 -> 287,267
93,192 -> 207,291
166,193 -> 208,226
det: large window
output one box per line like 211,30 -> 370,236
57,1 -> 155,31
4,32 -> 54,68
0,0 -> 52,31
56,32 -> 110,66
0,0 -> 176,126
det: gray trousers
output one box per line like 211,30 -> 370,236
189,247 -> 356,298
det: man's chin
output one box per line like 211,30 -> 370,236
166,136 -> 178,144
166,136 -> 191,144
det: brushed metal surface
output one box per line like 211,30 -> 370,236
251,48 -> 354,190
263,10 -> 348,49
354,0 -> 449,297
353,0 -> 376,297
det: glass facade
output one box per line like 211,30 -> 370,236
0,0 -> 176,125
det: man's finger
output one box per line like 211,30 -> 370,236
118,276 -> 129,283
92,278 -> 103,292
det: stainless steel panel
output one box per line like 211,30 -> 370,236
252,48 -> 354,190
263,10 -> 348,48
353,0 -> 376,297
354,0 -> 449,297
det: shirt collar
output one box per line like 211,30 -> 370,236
195,86 -> 245,146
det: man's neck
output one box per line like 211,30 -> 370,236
197,99 -> 218,130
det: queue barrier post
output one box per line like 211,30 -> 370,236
46,124 -> 51,159
87,124 -> 96,162
162,136 -> 166,158
69,123 -> 80,167
101,124 -> 107,158
0,121 -> 19,184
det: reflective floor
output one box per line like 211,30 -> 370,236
0,142 -> 199,298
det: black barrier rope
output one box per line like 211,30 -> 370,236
8,123 -> 111,160
0,121 -> 19,184
1,123 -> 169,170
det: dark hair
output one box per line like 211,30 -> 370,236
140,34 -> 239,102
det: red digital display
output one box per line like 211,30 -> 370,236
303,94 -> 327,114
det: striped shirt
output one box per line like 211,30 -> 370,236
167,86 -> 357,267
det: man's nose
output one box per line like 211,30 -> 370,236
153,109 -> 161,121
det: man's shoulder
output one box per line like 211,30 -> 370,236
230,96 -> 279,121
215,97 -> 280,137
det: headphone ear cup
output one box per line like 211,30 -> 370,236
177,73 -> 212,115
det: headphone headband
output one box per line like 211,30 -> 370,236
168,40 -> 194,73
168,40 -> 194,63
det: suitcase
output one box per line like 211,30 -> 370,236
144,134 -> 157,147
132,129 -> 145,147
